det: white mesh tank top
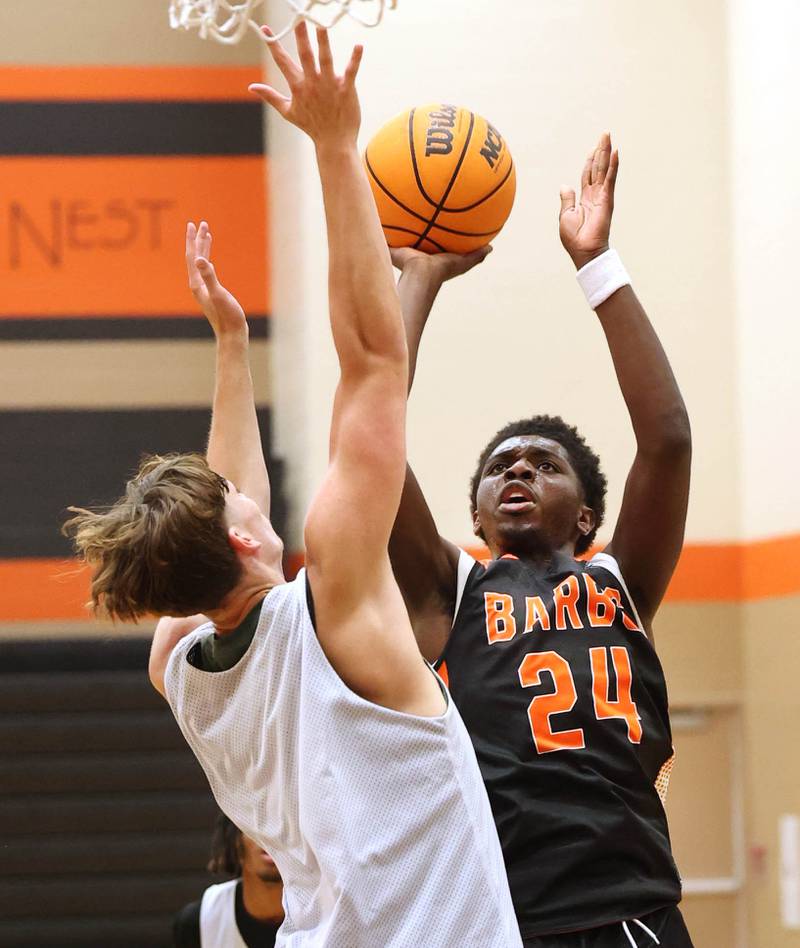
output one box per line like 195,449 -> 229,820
199,879 -> 246,948
165,571 -> 521,948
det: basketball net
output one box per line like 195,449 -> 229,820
169,0 -> 396,45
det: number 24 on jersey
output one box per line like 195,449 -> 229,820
518,647 -> 643,754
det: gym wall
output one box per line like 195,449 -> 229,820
0,6 -> 271,945
1,1 -> 797,946
0,1 -> 282,628
268,2 -> 799,946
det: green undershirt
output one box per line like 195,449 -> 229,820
188,599 -> 265,673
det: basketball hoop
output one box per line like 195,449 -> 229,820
169,0 -> 396,45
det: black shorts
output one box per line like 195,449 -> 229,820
522,905 -> 694,948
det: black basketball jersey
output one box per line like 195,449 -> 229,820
437,550 -> 681,938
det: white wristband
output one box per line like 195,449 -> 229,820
575,249 -> 631,309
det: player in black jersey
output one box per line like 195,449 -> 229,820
388,134 -> 694,946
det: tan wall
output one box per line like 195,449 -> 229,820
656,602 -> 743,708
667,708 -> 742,948
270,0 -> 741,549
0,340 -> 270,409
729,0 -> 800,539
0,0 -> 261,65
682,895 -> 741,948
742,598 -> 800,948
265,5 -> 796,947
3,2 -> 799,947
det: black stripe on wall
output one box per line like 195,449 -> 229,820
0,316 -> 270,341
0,102 -> 264,156
0,638 -> 152,673
0,408 -> 286,558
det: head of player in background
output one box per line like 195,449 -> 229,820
469,415 -> 607,561
63,453 -> 284,622
208,812 -> 282,885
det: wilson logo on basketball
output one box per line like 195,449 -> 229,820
424,105 -> 458,157
365,103 -> 516,254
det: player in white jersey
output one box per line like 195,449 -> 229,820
65,24 -> 522,948
173,814 -> 283,947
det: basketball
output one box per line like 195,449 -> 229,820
365,103 -> 516,254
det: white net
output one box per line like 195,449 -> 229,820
169,0 -> 396,45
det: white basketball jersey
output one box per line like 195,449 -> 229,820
199,879 -> 246,948
165,571 -> 522,948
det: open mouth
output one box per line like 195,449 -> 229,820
498,483 -> 536,513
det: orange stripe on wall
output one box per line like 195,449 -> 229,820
5,536 -> 800,622
271,538 -> 800,604
1,559 -> 92,622
658,543 -> 744,602
466,536 -> 800,603
0,156 -> 268,316
741,534 -> 800,600
0,66 -> 262,102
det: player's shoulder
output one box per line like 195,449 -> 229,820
467,551 -> 523,572
584,549 -> 626,584
460,549 -> 628,591
172,899 -> 202,948
465,552 -> 538,582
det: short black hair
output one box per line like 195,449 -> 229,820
469,415 -> 607,556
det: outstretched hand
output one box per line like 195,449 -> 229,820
390,244 -> 493,283
185,221 -> 247,338
559,132 -> 619,270
249,23 -> 363,148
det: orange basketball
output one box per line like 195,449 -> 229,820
365,103 -> 516,254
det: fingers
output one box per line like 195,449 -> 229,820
445,244 -> 493,271
580,151 -> 593,195
604,148 -> 620,197
294,21 -> 317,76
186,221 -> 215,296
185,221 -> 197,266
559,188 -> 577,216
195,256 -> 219,290
196,220 -> 212,261
344,44 -> 364,85
249,83 -> 291,115
186,221 -> 204,292
469,244 -> 493,264
260,26 -> 302,87
257,23 -> 360,104
389,247 -> 413,268
591,132 -> 611,186
316,27 -> 334,75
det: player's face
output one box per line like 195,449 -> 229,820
474,435 -> 594,557
224,482 -> 284,567
239,833 -> 282,884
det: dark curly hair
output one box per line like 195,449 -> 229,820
207,812 -> 243,876
470,415 -> 607,556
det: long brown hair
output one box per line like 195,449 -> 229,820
64,453 -> 242,621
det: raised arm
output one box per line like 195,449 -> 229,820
251,25 -> 442,714
559,134 -> 691,630
148,226 -> 272,699
186,222 -> 271,516
386,248 -> 490,661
